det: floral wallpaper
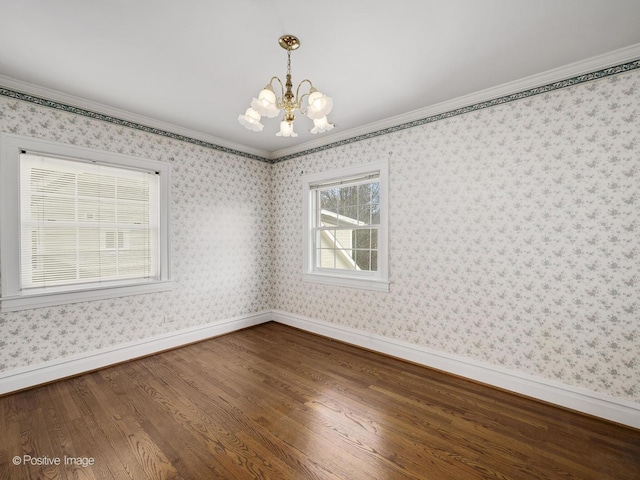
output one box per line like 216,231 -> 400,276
0,97 -> 274,370
0,66 -> 638,406
271,70 -> 640,402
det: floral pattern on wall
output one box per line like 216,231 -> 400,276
271,70 -> 640,401
0,97 -> 274,370
0,68 -> 638,405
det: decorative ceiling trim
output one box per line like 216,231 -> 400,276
0,83 -> 272,163
1,56 -> 638,165
272,42 -> 640,159
272,58 -> 640,163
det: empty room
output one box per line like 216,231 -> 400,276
1,1 -> 639,479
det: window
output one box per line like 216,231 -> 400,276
1,133 -> 172,312
303,160 -> 389,291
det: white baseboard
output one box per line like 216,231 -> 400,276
272,310 -> 640,430
0,311 -> 271,396
2,309 -> 638,429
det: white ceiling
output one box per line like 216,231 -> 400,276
1,0 -> 640,159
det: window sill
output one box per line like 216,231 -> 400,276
302,273 -> 389,292
1,280 -> 174,312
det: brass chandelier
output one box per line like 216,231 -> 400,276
238,35 -> 334,137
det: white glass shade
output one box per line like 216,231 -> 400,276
251,87 -> 280,118
276,120 -> 298,137
306,91 -> 333,119
238,108 -> 264,132
310,116 -> 334,134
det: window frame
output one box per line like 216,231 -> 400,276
302,160 -> 389,292
0,133 -> 172,312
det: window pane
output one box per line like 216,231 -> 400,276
32,254 -> 78,283
370,229 -> 378,249
340,185 -> 358,206
355,250 -> 371,271
77,173 -> 116,198
335,228 -> 353,251
78,199 -> 116,223
337,247 -> 357,270
35,227 -> 77,254
357,183 -> 371,204
31,195 -> 76,222
79,252 -> 117,279
129,229 -> 152,252
358,205 -> 372,225
119,251 -> 152,277
31,168 -> 75,195
371,204 -> 380,224
338,206 -> 358,224
354,229 -> 371,249
79,228 -> 100,253
318,229 -> 336,248
117,200 -> 149,224
359,182 -> 380,205
320,187 -> 338,214
118,177 -> 149,201
319,248 -> 335,269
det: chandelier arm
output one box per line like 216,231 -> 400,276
295,79 -> 315,106
269,76 -> 284,91
267,76 -> 285,101
264,77 -> 286,111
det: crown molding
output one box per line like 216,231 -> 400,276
272,42 -> 640,161
0,74 -> 272,161
2,43 -> 639,164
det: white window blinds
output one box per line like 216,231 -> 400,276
20,152 -> 160,290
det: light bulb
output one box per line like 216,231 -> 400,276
310,116 -> 334,134
251,87 -> 279,118
238,108 -> 264,131
276,120 -> 298,137
307,91 -> 333,119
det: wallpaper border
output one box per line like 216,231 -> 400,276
0,86 -> 272,163
273,58 -> 640,163
1,59 -> 638,164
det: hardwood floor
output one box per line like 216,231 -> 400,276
1,322 -> 638,480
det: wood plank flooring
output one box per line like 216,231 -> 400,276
1,322 -> 638,479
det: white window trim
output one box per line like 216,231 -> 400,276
302,160 -> 389,292
0,133 -> 172,312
